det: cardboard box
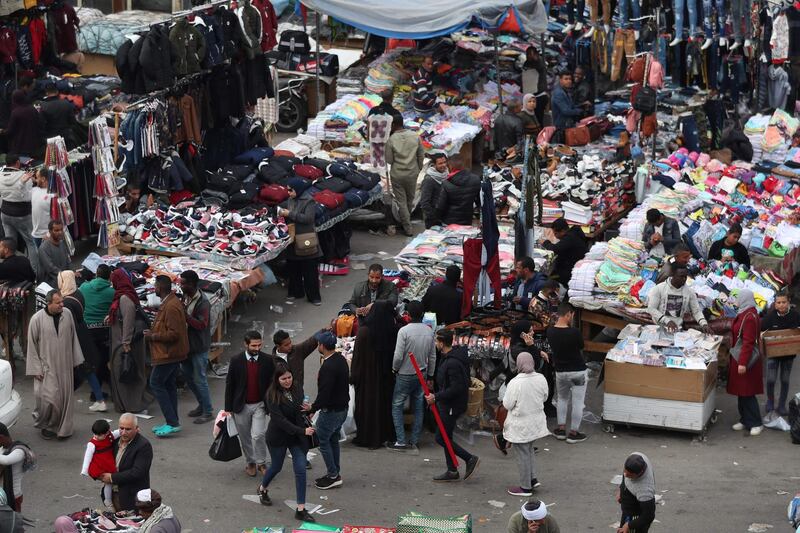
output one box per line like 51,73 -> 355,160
604,360 -> 717,403
761,329 -> 800,358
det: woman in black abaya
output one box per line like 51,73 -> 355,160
350,300 -> 398,449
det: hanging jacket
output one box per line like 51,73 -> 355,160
216,6 -> 246,60
194,16 -> 223,68
15,24 -> 32,69
139,25 -> 176,92
53,3 -> 79,54
0,27 -> 16,64
39,95 -> 79,148
169,19 -> 206,76
252,0 -> 277,51
115,35 -> 143,95
771,12 -> 789,62
768,64 -> 791,110
236,0 -> 262,60
28,16 -> 45,65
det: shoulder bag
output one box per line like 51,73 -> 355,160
294,226 -> 319,257
730,312 -> 761,370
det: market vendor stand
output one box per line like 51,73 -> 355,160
0,282 -> 34,379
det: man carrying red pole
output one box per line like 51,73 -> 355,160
421,329 -> 480,482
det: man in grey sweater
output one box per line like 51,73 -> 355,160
388,300 -> 436,452
385,114 -> 424,237
38,220 -> 71,287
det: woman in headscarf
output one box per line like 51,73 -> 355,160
518,93 -> 540,135
729,289 -> 764,436
502,352 -> 549,497
6,91 -> 44,159
0,424 -> 34,512
508,320 -> 543,381
278,180 -> 322,305
108,268 -> 152,414
350,300 -> 398,449
135,489 -> 181,533
59,271 -> 105,411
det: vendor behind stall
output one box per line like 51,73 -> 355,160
642,208 -> 681,258
656,243 -> 692,283
509,257 -> 547,311
493,99 -> 525,156
707,223 -> 750,266
646,266 -> 711,333
551,71 -> 587,130
412,54 -> 443,116
541,219 -> 588,287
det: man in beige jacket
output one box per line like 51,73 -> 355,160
385,115 -> 424,236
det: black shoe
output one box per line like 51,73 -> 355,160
433,470 -> 460,482
552,427 -> 567,440
385,441 -> 409,452
187,406 -> 203,418
566,431 -> 588,444
315,475 -> 342,490
258,487 -> 271,506
531,478 -> 542,488
464,456 -> 480,481
193,414 -> 213,424
40,429 -> 56,440
295,508 -> 315,522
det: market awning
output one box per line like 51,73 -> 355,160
299,0 -> 548,39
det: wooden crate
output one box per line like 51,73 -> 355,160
761,329 -> 800,358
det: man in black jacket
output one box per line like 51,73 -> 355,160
179,270 -> 213,424
308,331 -> 349,490
103,413 -> 152,512
426,329 -> 479,482
38,82 -> 79,149
0,238 -> 34,283
422,265 -> 462,326
225,330 -> 274,477
436,167 -> 481,226
542,218 -> 588,287
492,99 -> 524,156
348,264 -> 398,316
419,153 -> 448,229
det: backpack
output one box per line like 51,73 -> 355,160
633,86 -> 657,114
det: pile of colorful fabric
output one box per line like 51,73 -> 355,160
595,237 -> 646,293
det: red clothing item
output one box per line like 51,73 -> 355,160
28,17 -> 45,65
88,435 -> 117,479
245,358 -> 261,404
252,0 -> 278,51
727,308 -> 764,397
54,4 -> 79,54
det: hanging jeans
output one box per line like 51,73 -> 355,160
587,0 -> 611,25
706,41 -> 720,89
673,0 -> 698,39
702,0 -> 726,38
461,238 -> 502,317
611,29 -> 637,82
617,0 -> 641,29
678,113 -> 700,152
593,29 -> 610,75
567,0 -> 586,23
719,56 -> 746,104
730,0 -> 752,43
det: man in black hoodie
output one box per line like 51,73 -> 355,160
38,82 -> 79,149
426,329 -> 479,482
422,264 -> 462,326
542,218 -> 588,287
436,162 -> 481,226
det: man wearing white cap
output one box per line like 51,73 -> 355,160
507,499 -> 560,532
135,489 -> 181,533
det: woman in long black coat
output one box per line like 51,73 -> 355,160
350,300 -> 398,449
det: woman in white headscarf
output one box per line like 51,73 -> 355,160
519,93 -> 540,135
502,352 -> 550,497
728,290 -> 764,436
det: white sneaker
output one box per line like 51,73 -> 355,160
749,426 -> 763,436
732,422 -> 745,431
669,37 -> 682,47
744,39 -> 751,48
729,41 -> 740,52
575,22 -> 584,31
563,23 -> 575,34
604,24 -> 610,33
719,37 -> 727,47
583,26 -> 596,39
634,30 -> 640,40
701,38 -> 712,50
89,401 -> 108,412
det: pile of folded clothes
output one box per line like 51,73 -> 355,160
595,237 -> 647,294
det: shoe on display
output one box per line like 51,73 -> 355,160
634,30 -> 640,40
603,24 -> 610,33
669,37 -> 681,47
583,26 -> 595,39
744,38 -> 751,48
562,23 -> 575,34
729,41 -> 740,51
575,22 -> 584,31
719,36 -> 727,47
701,38 -> 712,50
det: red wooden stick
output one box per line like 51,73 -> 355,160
408,352 -> 459,468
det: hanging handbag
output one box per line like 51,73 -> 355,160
208,417 -> 242,461
303,414 -> 319,449
730,313 -> 761,371
564,125 -> 590,146
633,53 -> 657,114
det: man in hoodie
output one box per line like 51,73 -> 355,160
385,114 -> 424,236
426,329 -> 479,482
0,155 -> 37,276
436,162 -> 481,226
422,264 -> 462,326
38,82 -> 79,149
647,266 -> 712,334
419,153 -> 448,229
0,237 -> 35,283
38,220 -> 71,287
542,219 -> 588,287
388,300 -> 436,453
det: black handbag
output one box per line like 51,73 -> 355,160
118,348 -> 137,384
303,414 -> 319,449
278,30 -> 311,54
633,86 -> 657,114
209,418 -> 243,461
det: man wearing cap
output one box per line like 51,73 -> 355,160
306,330 -> 349,490
507,499 -> 560,532
135,489 -> 181,533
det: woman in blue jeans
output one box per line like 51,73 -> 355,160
258,363 -> 316,523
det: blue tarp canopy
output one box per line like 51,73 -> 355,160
299,0 -> 548,39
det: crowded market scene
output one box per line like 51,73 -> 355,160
0,0 -> 800,530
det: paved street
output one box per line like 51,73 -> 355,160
16,227 -> 800,532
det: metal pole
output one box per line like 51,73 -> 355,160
409,352 -> 459,468
493,32 -> 504,114
315,11 -> 322,114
